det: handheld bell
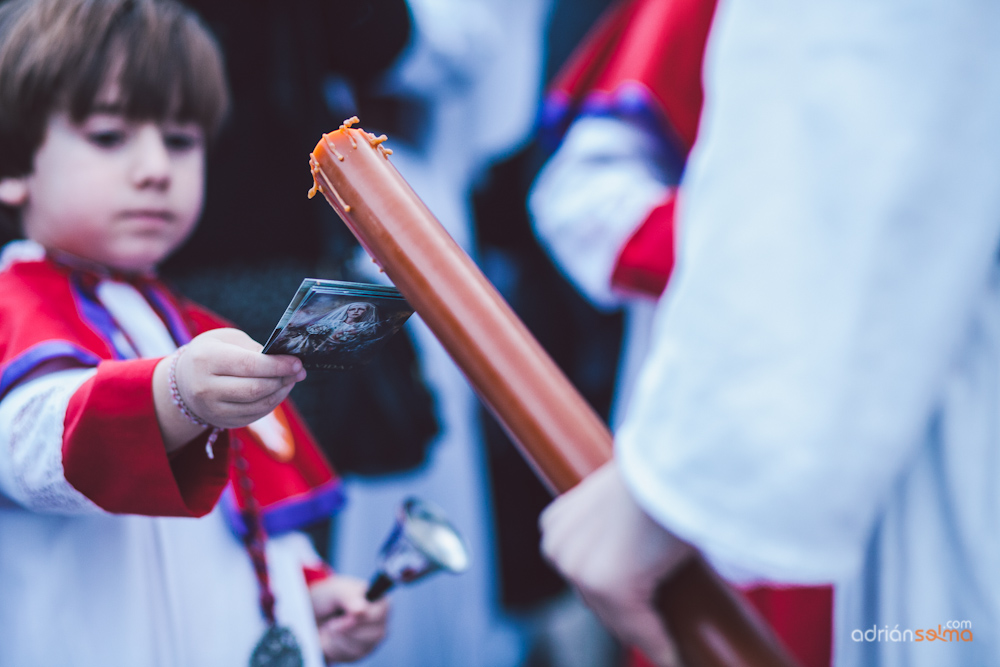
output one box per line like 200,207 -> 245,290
365,497 -> 472,601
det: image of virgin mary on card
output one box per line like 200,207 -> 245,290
266,289 -> 414,370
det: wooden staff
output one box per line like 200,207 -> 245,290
308,119 -> 799,667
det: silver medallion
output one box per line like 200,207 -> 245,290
250,625 -> 303,667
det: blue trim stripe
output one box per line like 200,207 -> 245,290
539,81 -> 687,177
69,276 -> 131,359
0,341 -> 101,398
222,478 -> 347,537
142,284 -> 192,345
538,90 -> 572,148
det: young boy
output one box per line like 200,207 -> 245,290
0,1 -> 388,665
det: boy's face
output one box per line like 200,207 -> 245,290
0,86 -> 205,273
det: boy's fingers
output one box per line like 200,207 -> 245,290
208,346 -> 303,379
319,617 -> 382,654
222,384 -> 295,414
202,327 -> 264,352
355,597 -> 389,625
200,385 -> 295,428
210,376 -> 293,404
338,594 -> 370,618
320,614 -> 359,636
320,632 -> 368,663
370,598 -> 390,622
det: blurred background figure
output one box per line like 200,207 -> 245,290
467,1 -> 632,665
326,0 -> 556,664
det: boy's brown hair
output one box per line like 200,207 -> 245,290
0,0 -> 230,233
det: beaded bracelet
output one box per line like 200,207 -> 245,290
168,345 -> 222,459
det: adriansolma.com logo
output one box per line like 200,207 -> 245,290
851,621 -> 973,643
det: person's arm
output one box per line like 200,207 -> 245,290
616,0 -> 1000,582
0,328 -> 306,517
0,368 -> 106,514
0,361 -> 230,517
529,115 -> 679,309
549,0 -> 1000,584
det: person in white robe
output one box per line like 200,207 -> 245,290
538,0 -> 1000,665
0,243 -> 335,667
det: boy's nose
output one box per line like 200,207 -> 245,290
130,125 -> 171,189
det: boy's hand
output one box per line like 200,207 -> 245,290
172,328 -> 306,429
310,575 -> 390,663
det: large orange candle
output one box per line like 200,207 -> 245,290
308,118 -> 798,667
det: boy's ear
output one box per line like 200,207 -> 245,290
0,178 -> 28,207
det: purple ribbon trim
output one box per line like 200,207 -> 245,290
0,341 -> 101,399
141,284 -> 193,346
222,478 -> 347,538
539,81 -> 687,175
69,276 -> 132,360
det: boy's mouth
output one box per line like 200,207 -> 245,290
118,210 -> 176,223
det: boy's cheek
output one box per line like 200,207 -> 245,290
174,159 -> 206,218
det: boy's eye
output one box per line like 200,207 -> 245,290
164,132 -> 200,151
87,130 -> 126,148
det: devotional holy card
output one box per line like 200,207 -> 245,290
262,278 -> 414,370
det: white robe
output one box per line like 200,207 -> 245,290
0,245 -> 326,667
581,0 -> 1000,665
617,0 -> 1000,665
